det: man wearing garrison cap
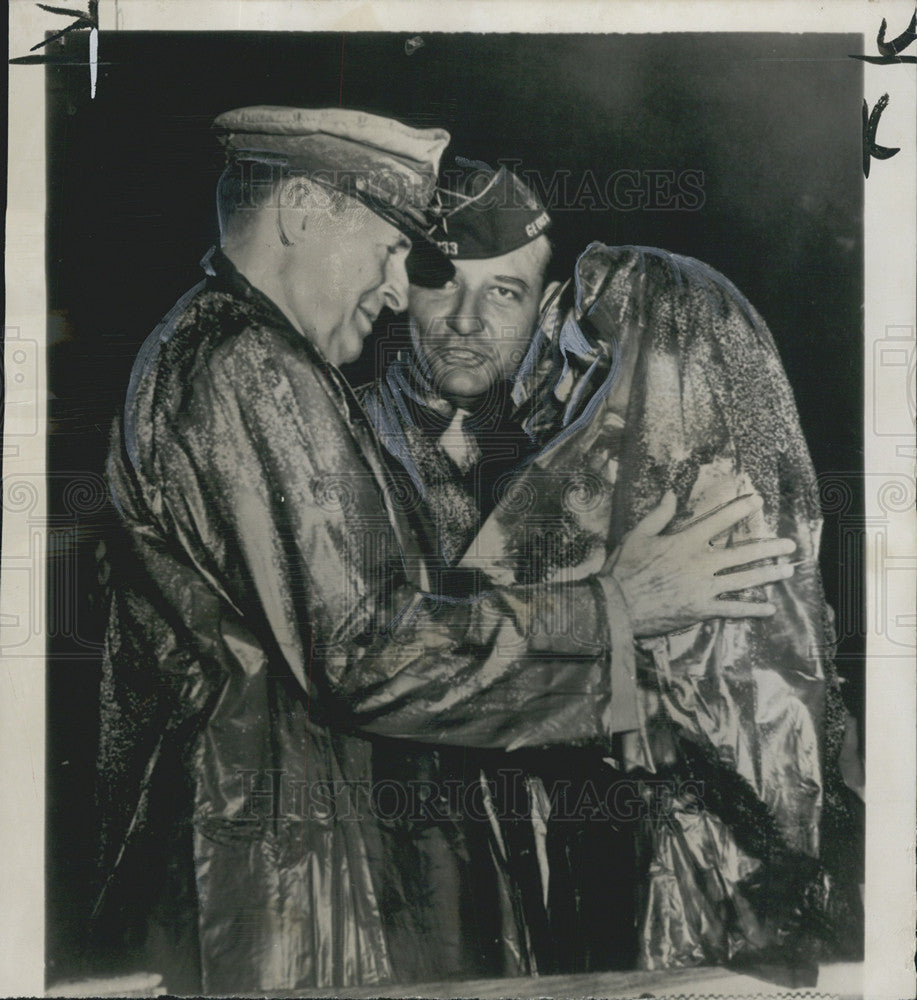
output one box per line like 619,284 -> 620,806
96,110 -> 797,993
364,162 -> 563,557
362,162 -> 636,977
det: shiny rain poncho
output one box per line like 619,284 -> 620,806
461,243 -> 863,973
94,249 -> 637,994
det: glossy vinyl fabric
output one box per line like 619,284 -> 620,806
97,243 -> 861,992
473,244 -> 862,968
96,249 -> 632,993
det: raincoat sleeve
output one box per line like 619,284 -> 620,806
155,323 -> 632,751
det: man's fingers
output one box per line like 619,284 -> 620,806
686,492 -> 764,542
713,562 -> 794,593
712,537 -> 797,573
632,491 -> 678,537
728,534 -> 797,551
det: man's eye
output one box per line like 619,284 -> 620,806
492,285 -> 521,302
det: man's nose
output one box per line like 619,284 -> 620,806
445,289 -> 484,337
380,254 -> 409,313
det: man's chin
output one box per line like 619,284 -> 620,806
436,375 -> 494,410
333,327 -> 370,366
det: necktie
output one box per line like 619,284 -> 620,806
437,407 -> 483,473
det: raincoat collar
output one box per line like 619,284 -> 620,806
200,245 -> 300,339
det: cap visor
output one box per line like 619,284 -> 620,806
406,235 -> 455,287
356,194 -> 454,288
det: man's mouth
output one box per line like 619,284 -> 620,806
438,347 -> 486,366
356,305 -> 377,331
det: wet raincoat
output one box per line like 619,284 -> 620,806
95,248 -> 637,994
469,243 -> 863,972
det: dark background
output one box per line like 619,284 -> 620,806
44,31 -> 864,983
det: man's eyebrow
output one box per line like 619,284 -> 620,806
493,274 -> 531,291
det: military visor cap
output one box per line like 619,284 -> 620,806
213,105 -> 455,280
431,164 -> 552,260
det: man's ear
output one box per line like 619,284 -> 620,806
279,176 -> 313,210
539,280 -> 562,312
274,177 -> 314,244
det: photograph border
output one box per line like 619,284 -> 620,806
4,2 -> 915,997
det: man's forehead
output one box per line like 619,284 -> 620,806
382,222 -> 413,249
452,236 -> 550,282
347,202 -> 411,245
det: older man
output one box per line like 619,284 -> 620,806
96,110 -> 796,994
